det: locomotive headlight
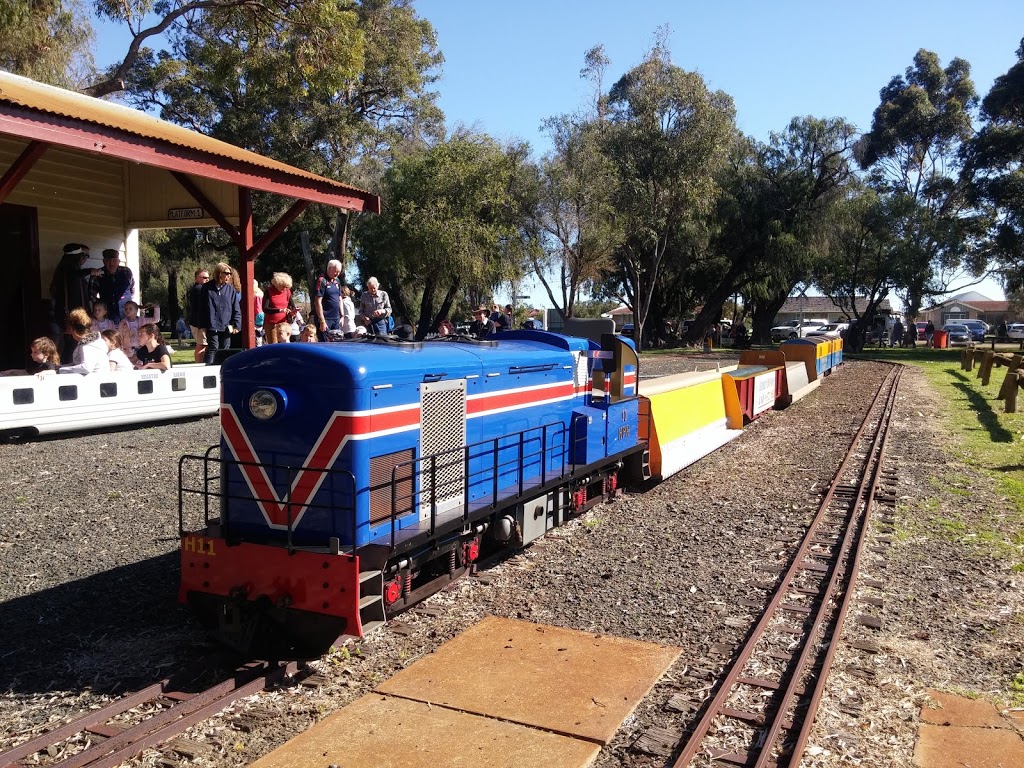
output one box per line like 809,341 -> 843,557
248,389 -> 279,420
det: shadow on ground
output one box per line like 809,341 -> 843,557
947,369 -> 1014,443
0,552 -> 221,696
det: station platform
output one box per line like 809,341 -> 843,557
252,616 -> 680,768
914,689 -> 1024,767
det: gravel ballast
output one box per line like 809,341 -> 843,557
1,357 -> 1021,767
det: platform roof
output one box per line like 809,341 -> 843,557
0,70 -> 380,214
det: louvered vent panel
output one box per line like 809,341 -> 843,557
575,352 -> 589,391
420,381 -> 466,507
368,448 -> 415,525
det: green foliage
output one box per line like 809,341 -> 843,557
602,38 -> 736,349
530,111 -> 621,318
353,132 -> 537,335
107,0 -> 444,291
0,0 -> 93,87
857,48 -> 988,318
970,38 -> 1024,291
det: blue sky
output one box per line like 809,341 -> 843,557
94,1 -> 1024,305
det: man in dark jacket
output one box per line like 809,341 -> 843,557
187,267 -> 210,363
96,249 -> 135,322
469,306 -> 496,338
202,263 -> 241,365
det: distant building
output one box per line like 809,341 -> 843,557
775,296 -> 891,324
919,293 -> 1010,327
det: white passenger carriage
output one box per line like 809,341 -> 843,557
0,365 -> 220,437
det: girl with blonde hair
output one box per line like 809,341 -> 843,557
264,272 -> 294,344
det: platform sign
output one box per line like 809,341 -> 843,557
753,372 -> 776,415
167,207 -> 205,220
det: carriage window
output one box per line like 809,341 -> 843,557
137,380 -> 154,395
203,376 -> 217,389
100,383 -> 117,398
172,378 -> 186,392
12,388 -> 33,405
58,386 -> 78,401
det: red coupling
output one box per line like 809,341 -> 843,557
607,473 -> 618,492
463,539 -> 480,563
384,579 -> 402,605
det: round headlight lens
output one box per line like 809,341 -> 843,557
248,390 -> 278,420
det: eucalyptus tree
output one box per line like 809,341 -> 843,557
682,116 -> 856,344
112,0 -> 443,280
969,39 -> 1024,291
857,49 -> 990,319
0,0 -> 93,87
529,115 -> 620,319
602,42 -> 736,350
813,187 -> 909,351
353,132 -> 535,338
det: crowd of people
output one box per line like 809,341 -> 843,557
2,242 -> 175,378
9,245 -> 542,378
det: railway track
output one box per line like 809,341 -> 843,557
0,660 -> 303,768
672,364 -> 903,767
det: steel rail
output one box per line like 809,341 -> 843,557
672,364 -> 900,767
1,661 -> 298,768
753,365 -> 902,766
783,365 -> 903,763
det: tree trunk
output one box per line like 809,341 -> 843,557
168,266 -> 180,338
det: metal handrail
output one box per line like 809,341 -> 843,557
382,417 -> 603,553
178,452 -> 357,552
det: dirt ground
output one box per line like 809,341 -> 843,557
1,358 -> 1021,767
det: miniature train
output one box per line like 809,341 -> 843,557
0,364 -> 221,437
177,332 -> 842,656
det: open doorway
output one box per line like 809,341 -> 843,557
0,204 -> 41,370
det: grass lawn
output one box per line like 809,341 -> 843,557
851,344 -> 1024,572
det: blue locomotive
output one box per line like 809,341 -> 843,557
178,330 -> 641,655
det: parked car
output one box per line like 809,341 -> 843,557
806,322 -> 848,339
1007,323 -> 1024,340
620,323 -> 634,338
959,319 -> 988,342
942,323 -> 971,346
915,321 -> 928,340
770,318 -> 828,342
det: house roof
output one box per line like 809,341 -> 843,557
926,298 -> 1009,313
779,296 -> 891,315
0,70 -> 380,213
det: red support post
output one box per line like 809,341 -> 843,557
238,188 -> 255,350
0,140 -> 48,205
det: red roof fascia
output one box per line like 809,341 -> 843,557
0,105 -> 381,214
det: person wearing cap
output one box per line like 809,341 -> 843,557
469,306 -> 496,339
51,243 -> 99,361
96,248 -> 135,322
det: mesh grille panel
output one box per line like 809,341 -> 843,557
369,448 -> 415,524
421,381 -> 466,506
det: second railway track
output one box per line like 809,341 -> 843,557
672,364 -> 903,767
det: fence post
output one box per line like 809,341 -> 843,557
981,350 -> 996,385
1007,371 -> 1021,413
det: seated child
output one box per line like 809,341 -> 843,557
90,301 -> 116,334
134,323 -> 173,371
102,330 -> 133,371
119,301 -> 160,357
299,325 -> 318,343
0,337 -> 60,377
60,307 -> 108,375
